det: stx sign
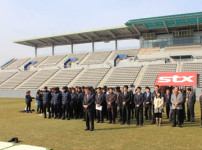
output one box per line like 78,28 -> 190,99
155,72 -> 197,86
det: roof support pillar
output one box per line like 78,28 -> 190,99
71,43 -> 74,54
197,17 -> 200,31
92,41 -> 95,52
52,44 -> 55,56
35,46 -> 38,57
115,38 -> 118,50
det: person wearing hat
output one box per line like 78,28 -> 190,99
199,90 -> 202,127
144,86 -> 152,120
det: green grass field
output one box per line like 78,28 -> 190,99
0,98 -> 201,150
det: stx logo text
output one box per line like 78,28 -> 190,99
158,75 -> 194,83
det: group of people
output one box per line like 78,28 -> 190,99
25,85 -> 202,131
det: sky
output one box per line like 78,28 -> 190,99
0,0 -> 201,65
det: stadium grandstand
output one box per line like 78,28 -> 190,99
0,11 -> 202,97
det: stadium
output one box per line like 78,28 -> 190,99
0,2 -> 202,150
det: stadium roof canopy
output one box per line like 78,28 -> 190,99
125,12 -> 202,34
14,26 -> 139,48
14,11 -> 202,56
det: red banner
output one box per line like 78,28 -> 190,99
155,72 -> 197,86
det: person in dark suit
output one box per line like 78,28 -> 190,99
120,85 -> 131,125
70,88 -> 78,119
171,87 -> 183,127
95,87 -> 105,123
25,91 -> 34,113
164,88 -> 171,119
50,88 -> 55,117
53,87 -> 62,119
179,89 -> 186,124
199,91 -> 202,127
83,87 -> 95,131
129,90 -> 135,119
62,86 -> 71,120
187,88 -> 196,122
42,86 -> 52,119
151,85 -> 161,124
144,86 -> 152,120
115,86 -> 122,122
134,86 -> 144,126
77,87 -> 84,118
106,88 -> 117,124
81,86 -> 86,121
36,90 -> 43,114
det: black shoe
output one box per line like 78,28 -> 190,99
172,125 -> 176,127
108,122 -> 112,124
85,128 -> 89,131
54,117 -> 57,119
90,129 -> 94,131
100,121 -> 103,123
62,118 -> 65,120
178,125 -> 183,128
121,122 -> 125,125
97,121 -> 100,123
48,116 -> 51,119
8,138 -> 16,142
44,116 -> 47,119
67,118 -> 70,120
15,138 -> 19,143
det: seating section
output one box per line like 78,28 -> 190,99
109,49 -> 139,60
37,55 -> 67,68
139,64 -> 177,87
103,66 -> 141,87
138,47 -> 160,55
17,69 -> 58,90
81,51 -> 111,65
45,69 -> 82,88
0,71 -> 36,90
0,72 -> 17,85
29,56 -> 48,67
181,63 -> 202,87
71,68 -> 109,87
4,58 -> 30,70
164,45 -> 201,52
63,53 -> 88,65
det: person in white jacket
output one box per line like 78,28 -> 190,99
154,92 -> 164,127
